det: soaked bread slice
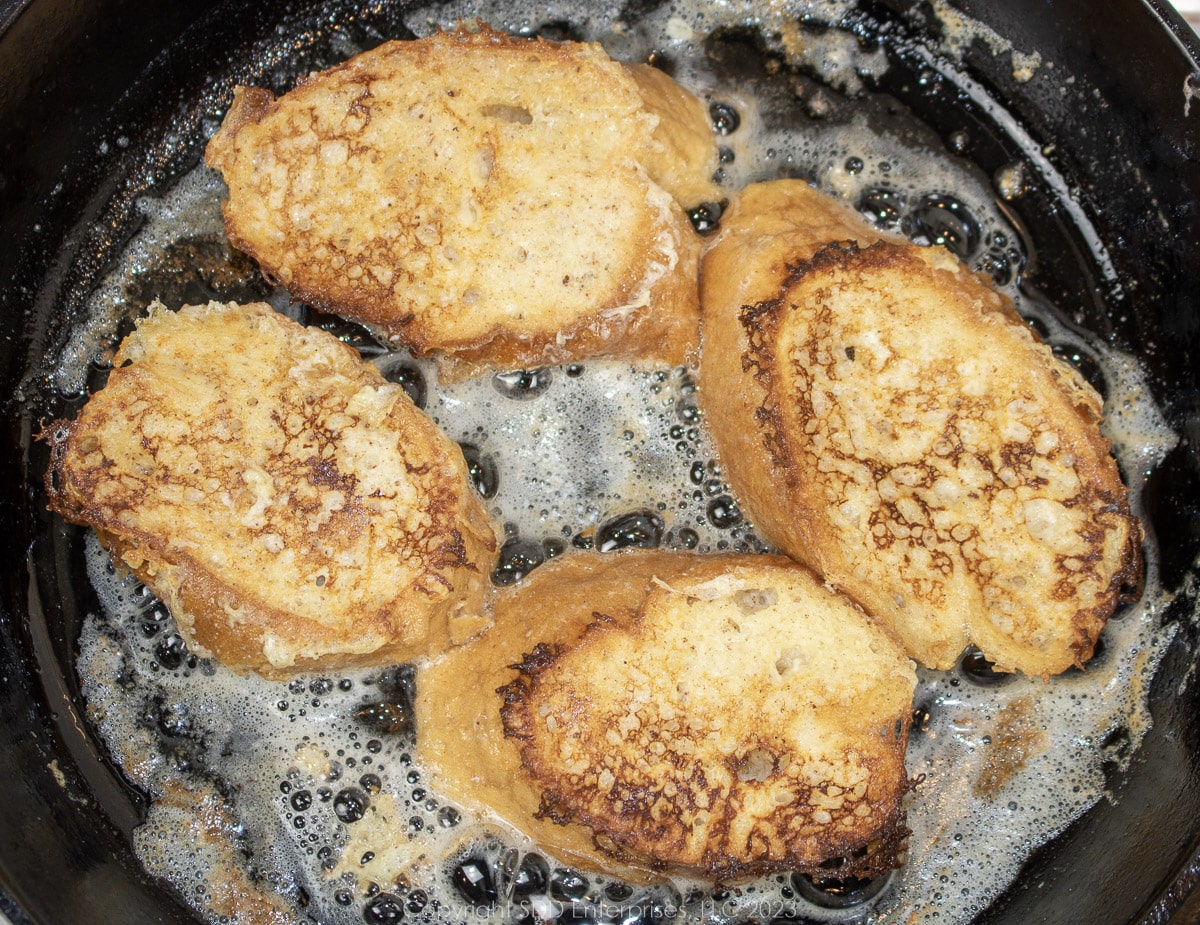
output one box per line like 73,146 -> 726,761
44,301 -> 498,676
416,549 -> 916,883
205,26 -> 719,378
700,179 -> 1142,675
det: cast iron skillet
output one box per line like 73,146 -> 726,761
1,0 -> 1199,923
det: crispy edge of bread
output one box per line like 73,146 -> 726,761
205,27 -> 710,377
43,301 -> 499,676
416,549 -> 915,884
699,180 -> 1142,674
624,62 -> 722,209
416,550 -> 684,882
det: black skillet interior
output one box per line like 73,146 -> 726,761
2,0 -> 1199,923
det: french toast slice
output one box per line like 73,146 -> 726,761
44,301 -> 498,676
699,179 -> 1142,675
205,26 -> 719,378
416,549 -> 916,883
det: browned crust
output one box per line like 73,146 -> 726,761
699,180 -> 1142,676
205,26 -> 709,376
415,550 -> 917,884
217,198 -> 701,379
484,551 -> 914,883
416,550 -> 705,883
748,242 -> 1140,671
498,623 -> 912,883
42,302 -> 499,676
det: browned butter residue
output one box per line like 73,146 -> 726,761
155,782 -> 296,925
973,696 -> 1047,798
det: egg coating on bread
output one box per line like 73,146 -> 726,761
44,301 -> 498,676
205,26 -> 718,378
700,179 -> 1142,675
417,550 -> 915,883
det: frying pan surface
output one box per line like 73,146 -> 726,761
2,1 -> 1199,923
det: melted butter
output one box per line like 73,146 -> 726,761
66,2 -> 1186,924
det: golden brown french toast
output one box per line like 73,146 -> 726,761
44,301 -> 498,676
700,179 -> 1142,675
416,549 -> 916,883
205,26 -> 719,378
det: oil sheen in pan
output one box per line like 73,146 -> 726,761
65,4 -> 1181,925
